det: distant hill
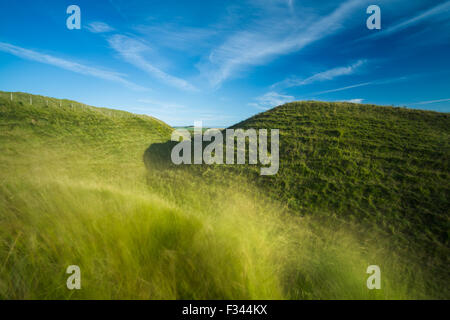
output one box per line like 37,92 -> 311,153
0,90 -> 173,195
230,101 -> 449,273
0,91 -> 172,142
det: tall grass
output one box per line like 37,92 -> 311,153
0,159 -> 431,299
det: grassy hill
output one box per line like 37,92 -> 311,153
230,101 -> 449,285
0,91 -> 448,299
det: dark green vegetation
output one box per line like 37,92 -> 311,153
230,101 -> 449,290
0,91 -> 448,299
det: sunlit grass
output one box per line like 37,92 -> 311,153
0,169 -> 429,299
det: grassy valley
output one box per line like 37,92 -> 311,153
0,91 -> 448,299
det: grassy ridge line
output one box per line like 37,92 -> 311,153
1,91 -> 167,124
0,90 -> 173,196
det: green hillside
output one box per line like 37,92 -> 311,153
230,101 -> 449,282
0,91 -> 172,187
0,91 -> 448,299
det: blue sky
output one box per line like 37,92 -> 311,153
0,0 -> 449,126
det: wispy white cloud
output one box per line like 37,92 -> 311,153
272,60 -> 366,89
314,75 -> 412,95
411,98 -> 450,105
363,1 -> 450,40
314,82 -> 373,95
199,0 -> 368,87
108,34 -> 198,92
0,41 -> 146,91
135,24 -> 217,52
249,91 -> 295,110
287,0 -> 295,13
340,98 -> 364,103
86,21 -> 115,33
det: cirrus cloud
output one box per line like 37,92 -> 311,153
249,91 -> 295,110
0,41 -> 146,91
108,34 -> 198,92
